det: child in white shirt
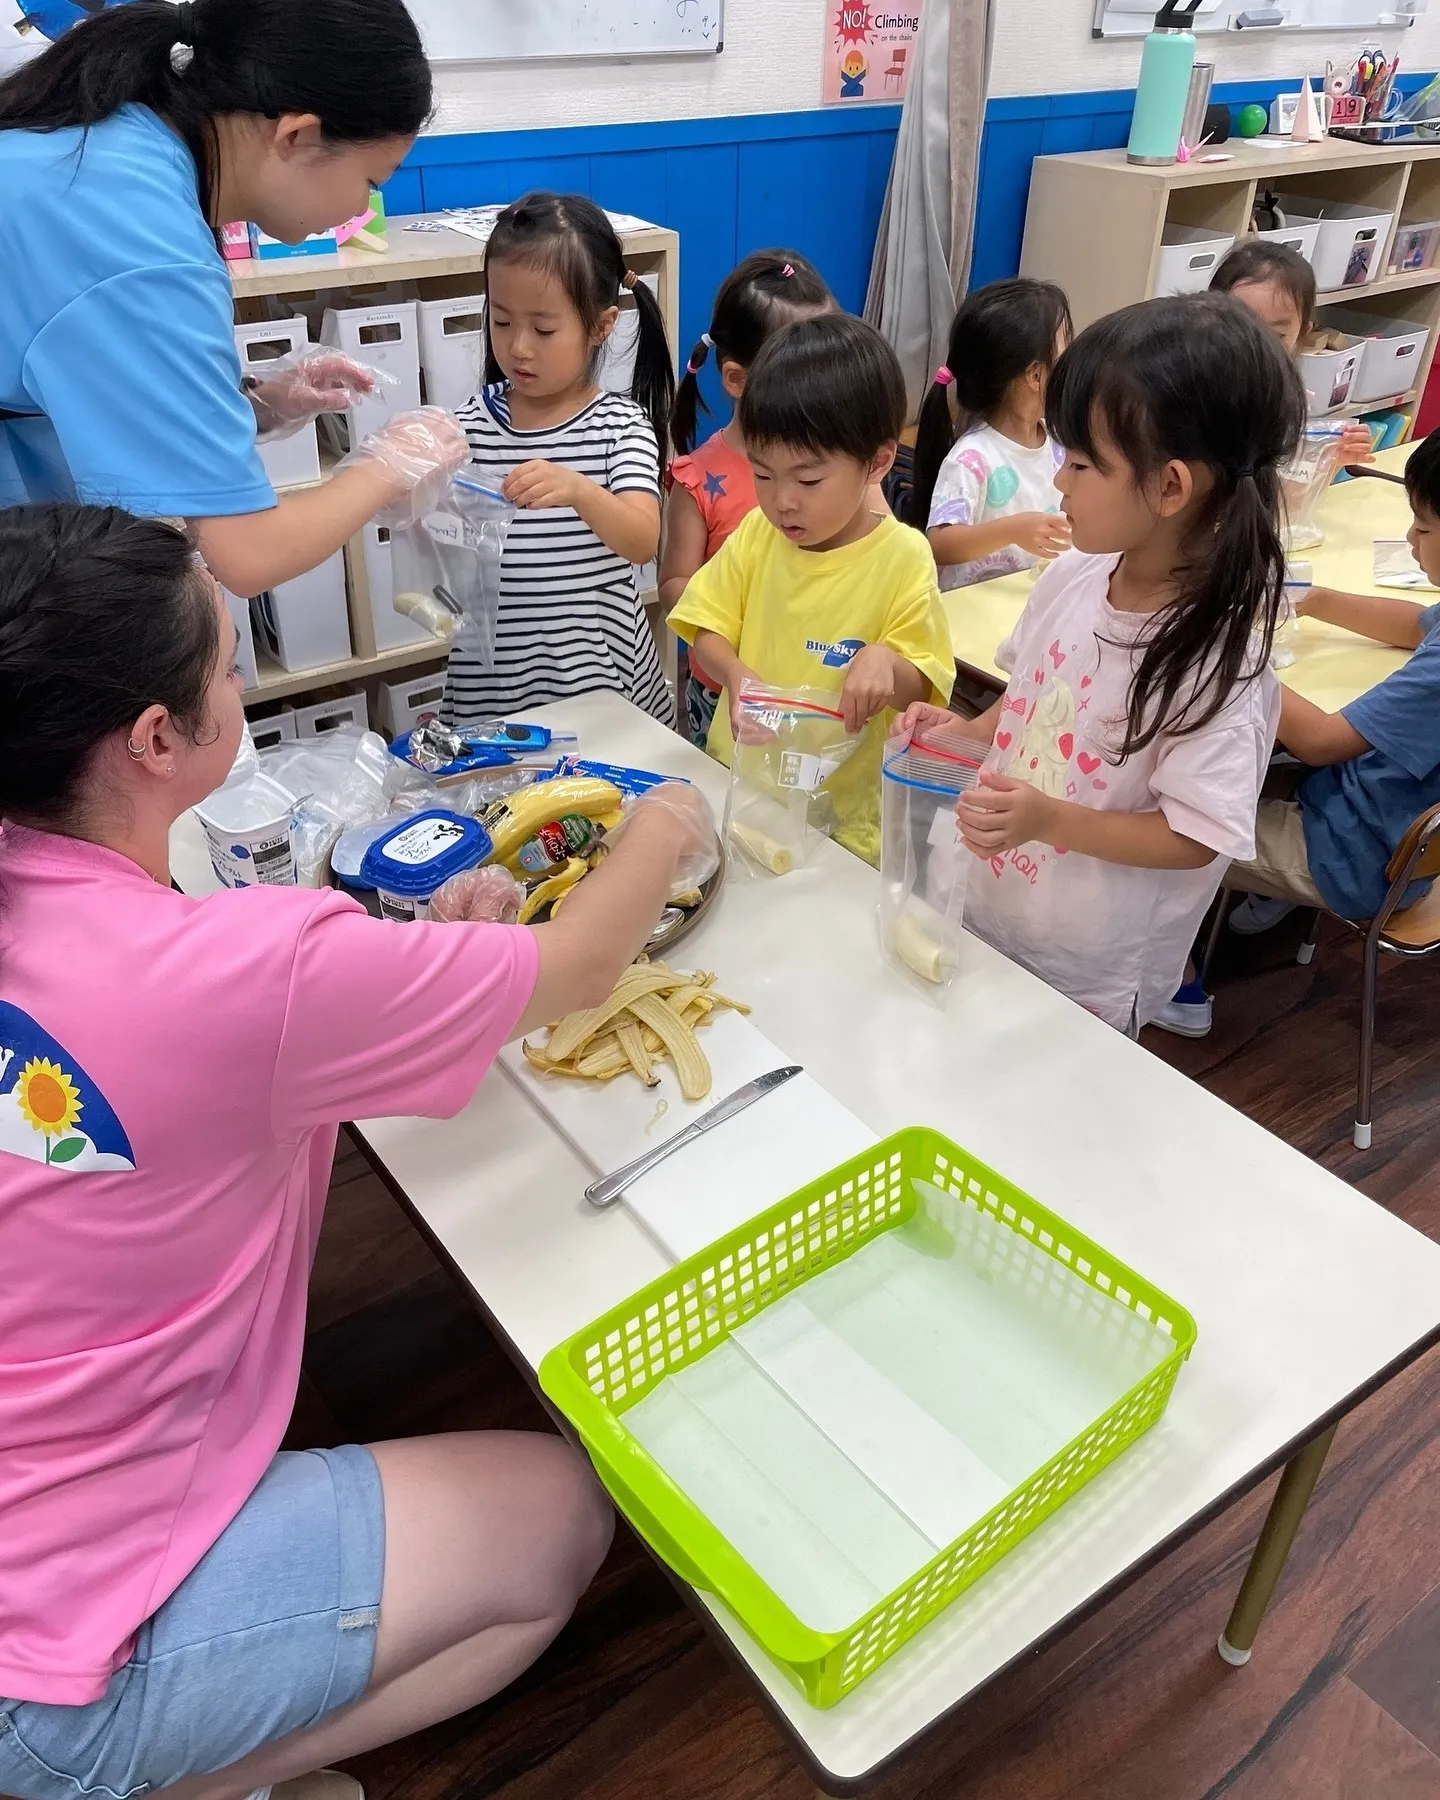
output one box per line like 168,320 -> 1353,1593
908,279 -> 1073,590
896,292 -> 1306,1032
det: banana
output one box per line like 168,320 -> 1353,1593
730,819 -> 795,876
891,903 -> 957,985
517,856 -> 588,926
481,777 -> 623,869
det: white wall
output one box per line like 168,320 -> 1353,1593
991,0 -> 1440,97
428,0 -> 829,134
425,0 -> 1440,134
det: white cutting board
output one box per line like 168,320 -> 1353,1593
500,1008 -> 876,1260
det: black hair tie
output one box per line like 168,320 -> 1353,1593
1236,464 -> 1256,482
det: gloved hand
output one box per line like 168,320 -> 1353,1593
429,864 -> 525,924
245,350 -> 392,442
338,408 -> 472,526
614,781 -> 722,895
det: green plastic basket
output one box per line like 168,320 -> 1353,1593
539,1126 -> 1196,1708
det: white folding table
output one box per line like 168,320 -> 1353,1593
171,692 -> 1440,1795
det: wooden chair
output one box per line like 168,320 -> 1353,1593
1201,802 -> 1440,1149
883,46 -> 907,90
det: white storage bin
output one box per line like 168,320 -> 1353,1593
1274,197 -> 1394,291
1322,307 -> 1430,404
1297,338 -> 1362,416
234,318 -> 322,490
249,552 -> 351,673
376,671 -> 449,739
223,584 -> 260,689
320,299 -> 421,446
244,706 -> 296,753
1253,218 -> 1321,264
599,272 -> 661,391
292,688 -> 369,738
345,521 -> 436,653
418,294 -> 487,410
1154,225 -> 1234,297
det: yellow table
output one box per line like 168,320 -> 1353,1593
944,444 -> 1431,715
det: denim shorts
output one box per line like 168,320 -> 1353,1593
0,1445 -> 385,1800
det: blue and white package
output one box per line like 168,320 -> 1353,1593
360,810 -> 493,921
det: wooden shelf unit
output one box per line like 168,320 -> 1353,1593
1019,138 -> 1440,436
230,213 -> 681,710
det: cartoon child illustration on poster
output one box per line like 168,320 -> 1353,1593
823,1 -> 922,105
839,49 -> 867,97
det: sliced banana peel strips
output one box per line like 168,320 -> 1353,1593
522,961 -> 750,1101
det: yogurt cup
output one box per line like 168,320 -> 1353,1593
360,810 -> 493,920
195,771 -> 299,888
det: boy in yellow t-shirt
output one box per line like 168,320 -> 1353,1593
668,312 -> 954,863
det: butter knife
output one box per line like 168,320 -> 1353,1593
583,1065 -> 803,1208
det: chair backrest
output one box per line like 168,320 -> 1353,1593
890,47 -> 907,67
1386,802 -> 1440,884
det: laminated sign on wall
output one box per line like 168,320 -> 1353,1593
822,0 -> 922,105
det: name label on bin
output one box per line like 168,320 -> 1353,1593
380,816 -> 471,868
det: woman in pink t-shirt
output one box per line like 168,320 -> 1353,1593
660,250 -> 835,742
0,507 -> 716,1800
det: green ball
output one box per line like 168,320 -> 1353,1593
1236,103 -> 1269,138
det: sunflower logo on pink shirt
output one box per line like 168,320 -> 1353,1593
0,1003 -> 135,1173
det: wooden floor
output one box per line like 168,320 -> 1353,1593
293,911 -> 1440,1800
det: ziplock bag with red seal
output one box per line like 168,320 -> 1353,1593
388,474 -> 515,665
723,684 -> 861,876
879,730 -> 984,1001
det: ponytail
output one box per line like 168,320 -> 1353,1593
668,249 -> 834,457
907,373 -> 959,529
0,0 -> 432,220
1045,293 -> 1305,761
484,191 -> 675,475
628,269 -> 676,469
671,333 -> 714,460
908,278 -> 1072,532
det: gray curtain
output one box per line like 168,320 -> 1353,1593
864,0 -> 994,418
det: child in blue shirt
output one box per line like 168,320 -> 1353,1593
1224,431 -> 1440,934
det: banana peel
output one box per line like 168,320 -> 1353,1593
522,961 -> 750,1101
517,856 -> 587,926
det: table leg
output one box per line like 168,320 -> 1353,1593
1218,1422 -> 1338,1667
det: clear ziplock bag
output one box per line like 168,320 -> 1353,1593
723,685 -> 860,877
388,474 -> 515,665
879,733 -> 984,1002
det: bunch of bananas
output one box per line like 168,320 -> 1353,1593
480,776 -> 623,924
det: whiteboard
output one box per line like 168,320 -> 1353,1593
408,0 -> 725,63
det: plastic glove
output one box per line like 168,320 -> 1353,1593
245,350 -> 393,442
339,408 -> 472,526
429,864 -> 525,925
613,781 -> 722,895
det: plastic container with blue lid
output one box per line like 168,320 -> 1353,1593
360,810 -> 493,921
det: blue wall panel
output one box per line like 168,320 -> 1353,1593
386,107 -> 903,384
380,69 -> 1440,396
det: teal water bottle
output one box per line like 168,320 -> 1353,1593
1127,0 -> 1202,166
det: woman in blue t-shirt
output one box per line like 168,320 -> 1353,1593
0,0 -> 468,596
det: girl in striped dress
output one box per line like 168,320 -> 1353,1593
444,192 -> 676,728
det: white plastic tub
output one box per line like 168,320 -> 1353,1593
1297,338 -> 1362,415
417,293 -> 487,411
234,317 -> 322,491
320,299 -> 422,445
1322,307 -> 1430,404
250,553 -> 351,672
1252,218 -> 1321,264
195,771 -> 298,888
1274,196 -> 1393,291
1154,224 -> 1235,297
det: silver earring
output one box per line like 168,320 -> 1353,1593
127,740 -> 146,761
